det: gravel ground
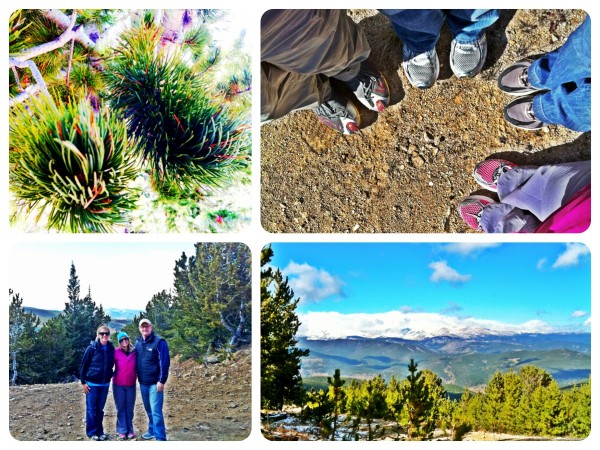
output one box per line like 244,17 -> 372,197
260,9 -> 590,234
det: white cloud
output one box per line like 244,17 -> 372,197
442,243 -> 500,255
429,261 -> 471,284
284,261 -> 345,303
571,310 -> 588,318
583,317 -> 591,327
537,258 -> 547,270
297,310 -> 556,339
552,243 -> 590,268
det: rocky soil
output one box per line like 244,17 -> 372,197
260,9 -> 590,233
9,347 -> 251,441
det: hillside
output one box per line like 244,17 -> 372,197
298,334 -> 591,388
9,347 -> 251,441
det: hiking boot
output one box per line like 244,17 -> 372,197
313,92 -> 360,135
458,195 -> 495,231
450,33 -> 487,78
345,61 -> 390,112
402,45 -> 439,89
503,95 -> 547,130
98,434 -> 109,441
473,159 -> 517,192
90,435 -> 100,441
497,58 -> 542,95
142,432 -> 155,440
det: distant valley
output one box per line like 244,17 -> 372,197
298,333 -> 591,389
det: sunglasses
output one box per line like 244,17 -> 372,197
119,338 -> 130,343
99,332 -> 110,336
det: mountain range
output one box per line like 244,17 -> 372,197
298,333 -> 591,389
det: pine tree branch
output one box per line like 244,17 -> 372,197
8,58 -> 51,106
11,11 -> 79,62
41,9 -> 97,48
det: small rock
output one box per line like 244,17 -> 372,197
352,224 -> 360,232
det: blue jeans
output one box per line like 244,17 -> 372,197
113,384 -> 136,435
85,385 -> 109,437
140,384 -> 166,440
380,9 -> 500,52
529,15 -> 590,132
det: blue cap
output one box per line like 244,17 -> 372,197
117,331 -> 129,342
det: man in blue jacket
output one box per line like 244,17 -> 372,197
135,318 -> 170,441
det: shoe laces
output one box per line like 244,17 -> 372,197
317,101 -> 352,119
525,102 -> 537,121
493,162 -> 512,183
519,67 -> 530,87
407,49 -> 436,66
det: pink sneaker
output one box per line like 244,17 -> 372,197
473,159 -> 517,192
127,433 -> 136,439
459,195 -> 495,231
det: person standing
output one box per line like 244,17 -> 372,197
80,324 -> 115,441
113,331 -> 137,440
135,318 -> 170,441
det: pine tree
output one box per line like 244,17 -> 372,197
483,371 -> 505,432
104,13 -> 251,194
327,368 -> 346,440
404,358 -> 437,440
260,245 -> 309,411
60,262 -> 111,377
170,243 -> 251,360
9,289 -> 41,384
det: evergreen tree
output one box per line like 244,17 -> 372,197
260,245 -> 309,410
563,379 -> 591,438
170,243 -> 251,360
60,263 -> 111,377
8,289 -> 41,384
403,358 -> 437,440
385,375 -> 406,439
327,368 -> 346,440
483,371 -> 505,432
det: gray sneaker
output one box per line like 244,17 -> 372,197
401,45 -> 439,89
497,58 -> 542,96
450,33 -> 487,78
503,94 -> 548,130
313,93 -> 360,135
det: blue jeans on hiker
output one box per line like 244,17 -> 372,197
140,383 -> 166,440
529,15 -> 590,132
380,9 -> 500,52
113,384 -> 136,435
85,384 -> 109,437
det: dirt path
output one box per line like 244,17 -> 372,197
9,348 -> 251,441
260,9 -> 590,233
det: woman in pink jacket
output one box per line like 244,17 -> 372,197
113,332 -> 137,440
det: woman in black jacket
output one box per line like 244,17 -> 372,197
80,324 -> 115,441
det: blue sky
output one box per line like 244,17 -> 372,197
268,242 -> 591,337
9,242 -> 198,311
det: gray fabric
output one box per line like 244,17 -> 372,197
261,9 -> 371,121
480,160 -> 591,233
